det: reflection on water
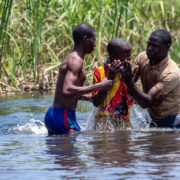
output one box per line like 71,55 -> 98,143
45,134 -> 86,170
0,92 -> 180,179
44,131 -> 180,179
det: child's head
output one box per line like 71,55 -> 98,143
107,38 -> 131,62
72,23 -> 96,53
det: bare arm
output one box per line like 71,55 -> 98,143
93,73 -> 116,107
120,61 -> 162,108
92,90 -> 109,107
92,61 -> 119,107
127,81 -> 160,108
63,57 -> 115,96
78,94 -> 92,102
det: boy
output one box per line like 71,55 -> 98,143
92,38 -> 133,130
45,23 -> 115,135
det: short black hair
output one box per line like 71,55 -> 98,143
151,29 -> 172,47
72,23 -> 95,45
107,38 -> 131,55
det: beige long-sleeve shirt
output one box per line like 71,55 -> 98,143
135,51 -> 180,122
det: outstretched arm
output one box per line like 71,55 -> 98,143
62,57 -> 115,96
78,94 -> 92,101
127,82 -> 160,108
120,61 -> 163,108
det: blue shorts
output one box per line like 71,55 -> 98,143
151,114 -> 180,128
44,107 -> 81,135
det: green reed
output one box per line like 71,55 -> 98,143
26,0 -> 50,83
0,0 -> 179,90
0,0 -> 13,77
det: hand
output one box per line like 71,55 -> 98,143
132,65 -> 140,83
108,60 -> 122,73
108,60 -> 122,80
153,92 -> 165,106
119,60 -> 134,84
100,78 -> 116,90
132,65 -> 139,74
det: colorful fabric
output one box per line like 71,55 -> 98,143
44,107 -> 81,135
93,65 -> 133,119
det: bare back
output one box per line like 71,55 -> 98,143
53,52 -> 86,110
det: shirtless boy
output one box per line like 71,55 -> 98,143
45,23 -> 115,135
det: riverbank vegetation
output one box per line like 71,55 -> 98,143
0,0 -> 180,93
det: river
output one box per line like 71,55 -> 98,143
0,92 -> 180,180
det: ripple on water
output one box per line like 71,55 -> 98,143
0,93 -> 180,180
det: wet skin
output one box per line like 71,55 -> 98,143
53,33 -> 115,110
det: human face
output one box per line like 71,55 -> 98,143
84,32 -> 96,54
110,46 -> 131,63
146,35 -> 168,66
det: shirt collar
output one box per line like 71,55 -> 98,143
148,55 -> 169,70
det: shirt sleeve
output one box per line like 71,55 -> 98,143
154,72 -> 179,95
134,52 -> 146,67
134,55 -> 140,66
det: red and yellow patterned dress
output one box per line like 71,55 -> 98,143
93,64 -> 133,121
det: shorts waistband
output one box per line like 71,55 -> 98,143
52,106 -> 75,113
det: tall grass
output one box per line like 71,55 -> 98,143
0,0 -> 13,77
0,0 -> 180,91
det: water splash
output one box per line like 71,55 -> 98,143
12,119 -> 48,135
84,102 -> 154,131
84,106 -> 99,131
129,104 -> 153,129
84,89 -> 115,132
105,92 -> 115,131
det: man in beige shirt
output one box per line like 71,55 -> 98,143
120,29 -> 180,128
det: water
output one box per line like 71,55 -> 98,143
0,92 -> 180,180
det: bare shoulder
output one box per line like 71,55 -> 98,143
65,52 -> 83,72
